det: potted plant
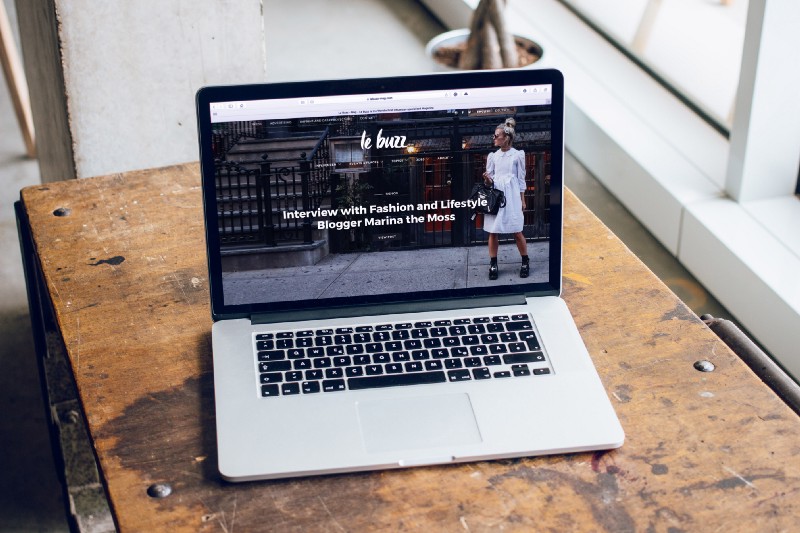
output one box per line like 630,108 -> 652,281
427,0 -> 542,70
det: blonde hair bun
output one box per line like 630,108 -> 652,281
504,118 -> 516,129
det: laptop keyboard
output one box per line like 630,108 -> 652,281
253,313 -> 552,398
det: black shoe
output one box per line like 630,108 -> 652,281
520,260 -> 530,278
489,263 -> 499,280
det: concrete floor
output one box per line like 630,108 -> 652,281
0,0 -> 731,530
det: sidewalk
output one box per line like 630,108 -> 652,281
222,242 -> 550,306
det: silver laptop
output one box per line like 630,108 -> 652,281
196,69 -> 623,481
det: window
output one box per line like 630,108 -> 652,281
558,0 -> 748,135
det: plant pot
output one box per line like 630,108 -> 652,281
426,28 -> 543,71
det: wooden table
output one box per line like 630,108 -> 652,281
18,163 -> 800,532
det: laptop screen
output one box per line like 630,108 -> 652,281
197,70 -> 564,319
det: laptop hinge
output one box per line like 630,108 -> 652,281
250,295 -> 527,325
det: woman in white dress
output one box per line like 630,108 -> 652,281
482,118 -> 529,280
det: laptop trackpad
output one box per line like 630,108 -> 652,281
356,393 -> 482,454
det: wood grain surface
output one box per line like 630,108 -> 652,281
21,163 -> 800,532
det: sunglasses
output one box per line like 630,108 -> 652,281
493,132 -> 505,138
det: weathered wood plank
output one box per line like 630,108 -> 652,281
21,164 -> 800,532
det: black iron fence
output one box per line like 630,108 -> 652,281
215,128 -> 332,247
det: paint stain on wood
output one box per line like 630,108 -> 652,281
90,256 -> 126,266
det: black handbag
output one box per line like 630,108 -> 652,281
469,183 -> 506,220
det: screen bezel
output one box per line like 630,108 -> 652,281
196,69 -> 564,321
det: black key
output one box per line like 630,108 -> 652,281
385,341 -> 402,351
492,315 -> 510,322
512,364 -> 531,377
296,338 -> 313,348
468,324 -> 486,334
308,347 -> 325,357
469,345 -> 488,356
392,351 -> 411,362
346,366 -> 364,377
277,332 -> 294,338
336,327 -> 354,334
376,324 -> 393,331
326,346 -> 345,356
512,314 -> 528,320
494,371 -> 512,378
431,348 -> 449,359
443,337 -> 460,347
346,344 -> 364,355
533,368 -> 551,375
425,360 -> 444,371
257,350 -> 285,362
489,344 -> 507,354
412,350 -> 430,360
296,330 -> 314,337
373,353 -> 391,364
503,352 -> 546,365
259,361 -> 291,372
434,320 -> 451,326
405,361 -> 423,372
287,348 -> 305,359
396,323 -> 413,329
464,357 -> 482,367
315,336 -> 333,346
365,342 -> 383,353
259,372 -> 283,384
316,329 -> 334,336
423,338 -> 442,348
355,325 -> 373,333
414,321 -> 432,328
487,323 -> 504,333
373,331 -> 391,342
334,356 -> 352,367
461,335 -> 479,345
472,368 -> 491,380
454,318 -> 471,325
520,331 -> 541,350
261,384 -> 280,397
256,333 -> 274,340
348,371 -> 446,390
509,342 -> 527,353
449,326 -> 467,336
293,359 -> 312,370
313,357 -> 333,368
366,365 -> 383,375
430,327 -> 448,337
323,379 -> 346,392
450,347 -> 468,357
302,381 -> 321,394
282,383 -> 301,395
481,334 -> 499,344
276,339 -> 294,349
305,370 -> 323,380
386,363 -> 403,374
500,332 -> 518,342
473,317 -> 491,323
256,340 -> 274,350
326,368 -> 344,378
286,371 -> 303,381
392,330 -> 410,340
445,358 -> 462,369
353,355 -> 371,365
448,369 -> 471,381
335,334 -> 352,344
483,355 -> 502,366
411,329 -> 429,338
353,333 -> 371,343
404,339 -> 422,350
506,320 -> 533,332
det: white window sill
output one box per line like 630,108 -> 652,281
424,0 -> 800,379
